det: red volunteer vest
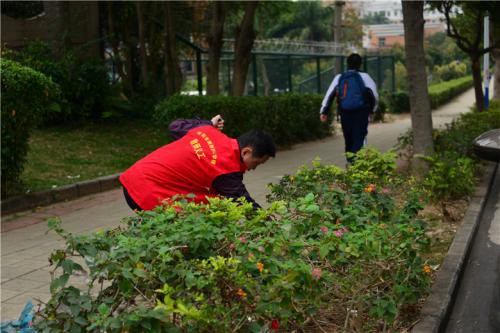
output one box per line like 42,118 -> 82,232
120,126 -> 246,210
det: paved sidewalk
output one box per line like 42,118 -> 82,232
1,89 -> 475,321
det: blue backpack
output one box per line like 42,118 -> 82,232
337,71 -> 368,111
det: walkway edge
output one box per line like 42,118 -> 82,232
412,162 -> 499,333
1,173 -> 122,217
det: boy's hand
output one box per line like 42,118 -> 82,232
211,114 -> 224,130
320,114 -> 328,123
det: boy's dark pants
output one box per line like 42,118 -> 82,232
340,109 -> 369,163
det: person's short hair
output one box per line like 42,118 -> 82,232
347,53 -> 362,70
237,129 -> 276,158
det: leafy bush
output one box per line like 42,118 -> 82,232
433,102 -> 500,157
2,42 -> 112,123
398,103 -> 500,201
387,76 -> 474,113
388,90 -> 410,114
432,61 -> 467,82
35,149 -> 431,332
1,59 -> 60,196
154,94 -> 331,146
428,76 -> 473,109
421,152 -> 476,201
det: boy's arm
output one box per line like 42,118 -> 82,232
168,115 -> 224,141
320,74 -> 341,116
212,172 -> 261,209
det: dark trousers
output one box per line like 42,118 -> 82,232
123,187 -> 143,211
340,110 -> 369,163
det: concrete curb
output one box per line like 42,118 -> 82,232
412,162 -> 499,333
1,173 -> 122,216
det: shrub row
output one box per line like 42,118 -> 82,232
387,76 -> 473,113
2,42 -> 111,123
154,94 -> 331,146
0,59 -> 59,196
36,149 -> 431,332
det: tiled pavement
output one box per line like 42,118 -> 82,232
1,89 -> 476,321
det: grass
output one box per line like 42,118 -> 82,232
16,119 -> 169,196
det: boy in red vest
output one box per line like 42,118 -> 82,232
120,115 -> 276,211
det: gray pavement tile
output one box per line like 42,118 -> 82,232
1,277 -> 47,292
1,289 -> 22,302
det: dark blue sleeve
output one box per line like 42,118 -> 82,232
212,172 -> 261,209
168,118 -> 212,141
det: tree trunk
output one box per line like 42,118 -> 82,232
136,2 -> 148,87
470,56 -> 485,111
206,2 -> 226,96
492,48 -> 500,100
106,2 -> 133,96
402,1 -> 434,173
163,2 -> 183,96
231,1 -> 258,96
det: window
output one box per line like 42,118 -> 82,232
378,37 -> 386,47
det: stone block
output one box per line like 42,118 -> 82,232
99,173 -> 121,191
76,179 -> 101,197
1,195 -> 30,216
29,190 -> 55,209
52,184 -> 78,202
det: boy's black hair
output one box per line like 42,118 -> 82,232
237,129 -> 276,158
347,53 -> 362,70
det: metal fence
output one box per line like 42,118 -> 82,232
177,35 -> 395,96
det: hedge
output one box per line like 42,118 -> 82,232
1,59 -> 60,196
2,42 -> 111,123
387,76 -> 474,113
154,94 -> 331,146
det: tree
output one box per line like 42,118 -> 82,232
343,7 -> 363,48
163,1 -> 183,96
231,1 -> 259,96
263,1 -> 333,40
434,1 -> 500,111
136,2 -> 148,87
206,2 -> 226,95
402,1 -> 434,172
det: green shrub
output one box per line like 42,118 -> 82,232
1,59 -> 60,196
422,152 -> 476,201
388,76 -> 474,113
3,42 -> 111,123
35,150 -> 431,332
434,104 -> 500,157
388,90 -> 410,113
154,94 -> 331,146
397,103 -> 500,201
432,61 -> 467,82
428,76 -> 473,109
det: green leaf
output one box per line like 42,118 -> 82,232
319,245 -> 330,259
50,273 -> 69,292
98,303 -> 109,316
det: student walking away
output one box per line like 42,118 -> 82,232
319,53 -> 378,164
120,115 -> 276,211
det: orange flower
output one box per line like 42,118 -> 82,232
256,262 -> 264,273
423,265 -> 432,275
236,288 -> 247,299
364,184 -> 376,193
